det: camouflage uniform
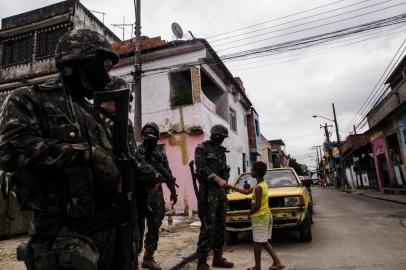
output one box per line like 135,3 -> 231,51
0,29 -> 157,270
195,125 -> 233,269
138,122 -> 176,270
102,77 -> 162,267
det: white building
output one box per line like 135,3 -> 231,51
0,0 -> 120,103
112,37 -> 258,211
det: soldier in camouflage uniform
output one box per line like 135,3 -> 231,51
195,124 -> 234,270
0,29 -> 158,270
138,122 -> 177,270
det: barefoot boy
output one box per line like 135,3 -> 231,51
228,161 -> 285,270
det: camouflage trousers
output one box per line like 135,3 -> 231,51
26,211 -> 115,270
137,187 -> 165,257
196,183 -> 226,262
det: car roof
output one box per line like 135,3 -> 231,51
237,167 -> 299,178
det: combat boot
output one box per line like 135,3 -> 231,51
212,257 -> 234,268
197,260 -> 210,270
142,251 -> 161,270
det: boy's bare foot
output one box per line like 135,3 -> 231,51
269,264 -> 285,270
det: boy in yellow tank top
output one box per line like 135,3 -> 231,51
228,161 -> 285,270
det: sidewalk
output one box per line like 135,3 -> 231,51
0,215 -> 200,270
154,215 -> 199,270
349,189 -> 406,205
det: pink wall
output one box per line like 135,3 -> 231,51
371,136 -> 387,190
158,133 -> 205,212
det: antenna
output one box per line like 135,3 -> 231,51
112,16 -> 134,40
89,9 -> 106,24
171,22 -> 184,39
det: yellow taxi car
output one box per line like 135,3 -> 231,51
225,168 -> 313,243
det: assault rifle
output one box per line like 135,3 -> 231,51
141,135 -> 178,204
189,161 -> 208,230
93,88 -> 136,270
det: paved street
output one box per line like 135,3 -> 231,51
182,188 -> 406,270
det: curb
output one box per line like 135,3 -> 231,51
358,193 -> 406,206
330,187 -> 406,205
161,245 -> 197,270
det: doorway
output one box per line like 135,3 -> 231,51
377,154 -> 390,187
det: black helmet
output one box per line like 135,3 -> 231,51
210,124 -> 228,137
141,122 -> 160,139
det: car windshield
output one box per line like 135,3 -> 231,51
234,169 -> 299,189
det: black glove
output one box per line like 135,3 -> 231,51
89,146 -> 121,192
170,187 -> 178,206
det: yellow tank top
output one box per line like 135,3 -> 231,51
251,180 -> 270,217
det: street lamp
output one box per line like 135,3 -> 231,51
312,115 -> 334,122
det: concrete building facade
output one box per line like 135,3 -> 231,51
112,38 -> 255,212
366,55 -> 406,189
258,134 -> 273,169
0,0 -> 120,104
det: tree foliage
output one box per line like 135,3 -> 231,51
288,155 -> 309,176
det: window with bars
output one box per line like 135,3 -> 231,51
37,26 -> 68,58
1,35 -> 33,66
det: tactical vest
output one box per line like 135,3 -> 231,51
14,81 -> 113,219
199,141 -> 230,181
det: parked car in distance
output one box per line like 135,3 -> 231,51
311,178 -> 320,185
225,168 -> 313,243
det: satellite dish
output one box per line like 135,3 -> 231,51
171,22 -> 184,39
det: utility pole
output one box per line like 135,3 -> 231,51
134,0 -> 142,141
311,146 -> 320,178
321,123 -> 332,145
317,145 -> 323,162
332,103 -> 348,188
321,123 -> 334,186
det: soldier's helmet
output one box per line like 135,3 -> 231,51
210,124 -> 229,137
105,76 -> 128,91
55,29 -> 119,70
141,122 -> 160,139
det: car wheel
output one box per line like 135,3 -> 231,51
224,231 -> 238,244
299,213 -> 312,242
309,205 -> 314,224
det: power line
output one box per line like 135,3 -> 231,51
141,12 -> 406,75
344,37 -> 406,133
205,0 -> 348,39
226,23 -> 402,68
228,25 -> 405,71
219,12 -> 406,61
217,2 -> 406,51
142,12 -> 406,72
210,0 -> 379,43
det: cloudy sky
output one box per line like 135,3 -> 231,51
1,0 -> 405,169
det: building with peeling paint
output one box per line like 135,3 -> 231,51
0,0 -> 120,104
112,37 -> 259,212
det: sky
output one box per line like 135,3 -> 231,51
1,0 -> 405,169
